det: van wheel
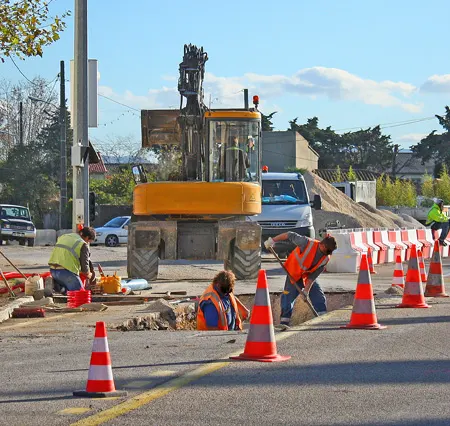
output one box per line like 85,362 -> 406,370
19,239 -> 26,246
27,238 -> 35,247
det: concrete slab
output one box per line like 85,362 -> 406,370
0,296 -> 34,323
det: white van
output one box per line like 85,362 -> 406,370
248,172 -> 322,256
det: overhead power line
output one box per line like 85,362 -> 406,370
98,94 -> 140,112
335,116 -> 436,132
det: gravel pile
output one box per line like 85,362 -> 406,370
303,171 -> 422,232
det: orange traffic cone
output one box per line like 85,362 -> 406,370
231,270 -> 291,362
73,321 -> 128,397
367,247 -> 377,274
397,244 -> 430,309
425,240 -> 449,297
341,254 -> 386,330
392,255 -> 405,288
418,250 -> 427,283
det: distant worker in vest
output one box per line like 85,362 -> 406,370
48,226 -> 96,294
220,135 -> 250,181
265,232 -> 337,329
197,270 -> 250,331
426,198 -> 449,246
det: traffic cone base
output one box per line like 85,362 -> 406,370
397,244 -> 430,309
342,255 -> 385,330
425,240 -> 449,298
73,322 -> 128,398
231,270 -> 291,363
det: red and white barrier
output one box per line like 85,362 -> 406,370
362,229 -> 380,264
388,229 -> 407,261
380,229 -> 396,263
400,229 -> 414,261
373,229 -> 388,264
416,229 -> 432,258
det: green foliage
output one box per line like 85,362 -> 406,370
262,112 -> 277,131
411,106 -> 450,175
288,117 -> 393,171
421,173 -> 435,199
284,166 -> 306,174
0,0 -> 70,60
376,175 -> 417,207
435,164 -> 450,204
90,169 -> 135,205
334,165 -> 342,182
347,165 -> 357,181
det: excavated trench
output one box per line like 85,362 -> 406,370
114,291 -> 356,332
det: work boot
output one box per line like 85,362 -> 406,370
275,323 -> 290,331
439,240 -> 448,246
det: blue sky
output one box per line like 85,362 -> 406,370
2,0 -> 450,150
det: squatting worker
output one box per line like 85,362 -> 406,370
265,232 -> 337,328
48,226 -> 96,294
197,270 -> 250,331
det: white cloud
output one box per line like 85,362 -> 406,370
421,74 -> 450,93
397,133 -> 428,143
98,66 -> 424,114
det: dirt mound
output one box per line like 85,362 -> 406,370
303,172 -> 398,230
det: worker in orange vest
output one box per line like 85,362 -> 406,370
197,270 -> 250,331
265,232 -> 337,329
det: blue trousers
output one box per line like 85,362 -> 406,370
50,269 -> 84,293
280,277 -> 327,324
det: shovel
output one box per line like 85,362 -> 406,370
267,246 -> 319,317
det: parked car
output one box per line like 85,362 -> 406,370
94,216 -> 131,247
0,204 -> 36,246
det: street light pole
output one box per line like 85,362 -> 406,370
59,61 -> 67,230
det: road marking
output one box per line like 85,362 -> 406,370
0,313 -> 78,330
70,309 -> 344,426
59,408 -> 92,415
148,370 -> 176,377
124,380 -> 155,388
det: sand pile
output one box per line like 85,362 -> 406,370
303,171 -> 422,232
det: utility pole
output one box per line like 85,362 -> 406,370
59,61 -> 67,230
19,102 -> 23,146
72,0 -> 89,230
391,144 -> 399,178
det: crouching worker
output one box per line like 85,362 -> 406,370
265,232 -> 337,329
197,270 -> 250,331
48,227 -> 96,294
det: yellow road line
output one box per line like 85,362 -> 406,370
59,408 -> 92,415
71,308 -> 349,426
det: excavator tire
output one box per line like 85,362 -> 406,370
128,248 -> 159,281
226,244 -> 261,280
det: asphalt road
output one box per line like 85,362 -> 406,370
1,294 -> 450,425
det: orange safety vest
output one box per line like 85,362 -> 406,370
284,239 -> 329,283
196,284 -> 249,331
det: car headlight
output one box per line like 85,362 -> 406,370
297,214 -> 312,228
96,232 -> 102,236
27,226 -> 33,231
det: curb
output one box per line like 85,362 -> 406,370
0,296 -> 34,324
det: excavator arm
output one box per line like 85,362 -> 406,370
177,44 -> 208,181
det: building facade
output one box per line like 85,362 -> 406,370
262,131 -> 319,172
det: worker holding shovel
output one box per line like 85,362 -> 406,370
265,233 -> 337,330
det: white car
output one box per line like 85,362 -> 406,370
94,216 -> 131,247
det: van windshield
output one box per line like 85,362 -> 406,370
262,180 -> 308,205
1,206 -> 31,220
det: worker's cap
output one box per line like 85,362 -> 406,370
434,198 -> 444,204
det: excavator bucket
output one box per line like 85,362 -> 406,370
141,109 -> 181,147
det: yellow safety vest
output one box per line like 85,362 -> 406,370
48,233 -> 85,274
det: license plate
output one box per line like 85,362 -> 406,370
12,232 -> 25,237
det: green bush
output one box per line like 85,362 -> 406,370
376,175 -> 416,207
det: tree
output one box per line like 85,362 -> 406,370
90,169 -> 135,205
288,117 -> 393,171
261,111 -> 277,131
411,106 -> 450,176
0,103 -> 73,226
347,165 -> 357,181
334,165 -> 342,182
421,172 -> 434,199
435,164 -> 450,204
0,0 -> 69,61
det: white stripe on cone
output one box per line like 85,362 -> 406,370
87,365 -> 114,381
92,337 -> 109,353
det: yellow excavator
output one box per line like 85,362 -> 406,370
128,44 -> 262,281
